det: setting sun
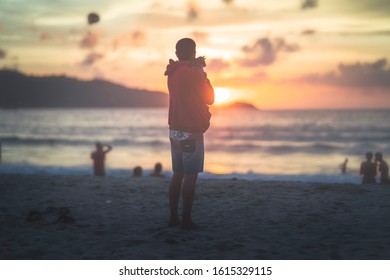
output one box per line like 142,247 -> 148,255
214,87 -> 231,105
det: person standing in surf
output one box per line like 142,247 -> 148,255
360,151 -> 376,184
375,152 -> 390,184
91,142 -> 112,177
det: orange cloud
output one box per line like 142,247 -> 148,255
239,37 -> 299,67
150,1 -> 163,10
79,31 -> 101,49
111,30 -> 147,50
80,52 -> 104,66
207,58 -> 230,72
213,71 -> 267,87
40,32 -> 53,41
132,30 -> 147,46
299,58 -> 390,89
187,1 -> 199,20
191,31 -> 209,43
301,29 -> 317,36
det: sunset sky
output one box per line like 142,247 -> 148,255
1,0 -> 390,109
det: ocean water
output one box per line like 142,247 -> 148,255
1,108 -> 389,184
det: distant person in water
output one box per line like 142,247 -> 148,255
133,166 -> 143,177
375,152 -> 390,184
360,151 -> 376,184
165,38 -> 214,229
150,162 -> 165,178
339,158 -> 348,174
91,142 -> 112,176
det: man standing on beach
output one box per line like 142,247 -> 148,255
164,38 -> 214,229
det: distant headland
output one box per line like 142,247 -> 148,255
0,70 -> 168,108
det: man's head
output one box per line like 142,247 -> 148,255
366,151 -> 373,161
96,142 -> 103,150
133,166 -> 143,177
175,38 -> 196,61
154,162 -> 162,173
375,152 -> 383,161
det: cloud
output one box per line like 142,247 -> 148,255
40,32 -> 53,41
0,49 -> 6,59
111,30 -> 147,50
239,71 -> 267,83
187,1 -> 199,20
358,0 -> 390,16
191,31 -> 209,43
150,1 -> 163,10
222,0 -> 234,5
81,52 -> 104,66
301,0 -> 318,10
301,29 -> 317,36
239,37 -> 299,67
338,30 -> 390,36
36,30 -> 72,43
122,3 -> 285,29
214,71 -> 267,87
207,59 -> 230,72
131,30 -> 147,46
79,31 -> 100,49
300,58 -> 390,88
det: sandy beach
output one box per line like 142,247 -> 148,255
1,174 -> 389,260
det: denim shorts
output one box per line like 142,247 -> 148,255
170,131 -> 204,174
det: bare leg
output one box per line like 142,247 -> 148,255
168,172 -> 183,226
181,173 -> 199,229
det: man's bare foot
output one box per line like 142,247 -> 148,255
168,217 -> 181,227
181,221 -> 201,230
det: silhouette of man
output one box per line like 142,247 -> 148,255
91,142 -> 112,176
360,151 -> 376,184
375,152 -> 390,184
164,38 -> 214,229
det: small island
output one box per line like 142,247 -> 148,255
212,101 -> 259,111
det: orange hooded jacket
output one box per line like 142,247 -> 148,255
165,60 -> 214,133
